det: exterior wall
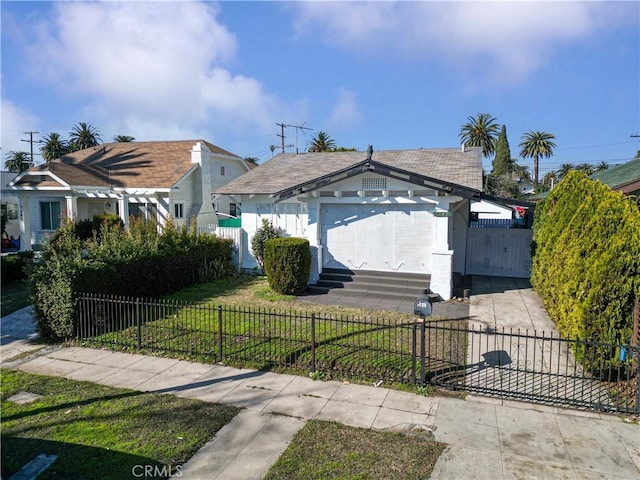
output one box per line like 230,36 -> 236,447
471,200 -> 512,219
1,172 -> 20,241
236,173 -> 465,298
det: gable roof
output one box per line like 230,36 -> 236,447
11,140 -> 241,190
590,157 -> 640,193
215,147 -> 483,197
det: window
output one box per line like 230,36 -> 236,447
174,203 -> 184,219
220,165 -> 225,176
229,203 -> 238,217
40,201 -> 61,230
128,202 -> 157,221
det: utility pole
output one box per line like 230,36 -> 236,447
21,131 -> 40,166
274,122 -> 313,154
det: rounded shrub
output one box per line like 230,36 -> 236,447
264,237 -> 311,295
250,219 -> 282,273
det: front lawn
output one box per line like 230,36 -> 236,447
0,369 -> 239,480
266,420 -> 445,480
1,280 -> 31,317
77,275 -> 466,388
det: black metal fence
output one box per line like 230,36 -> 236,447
74,293 -> 639,414
426,323 -> 639,414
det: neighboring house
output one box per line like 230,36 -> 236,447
8,140 -> 249,251
1,171 -> 21,250
470,196 -> 535,228
590,157 -> 640,197
214,146 -> 484,299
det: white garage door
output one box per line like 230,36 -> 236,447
321,204 -> 433,273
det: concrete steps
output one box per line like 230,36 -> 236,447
307,268 -> 439,302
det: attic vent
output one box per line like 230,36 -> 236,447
362,177 -> 386,190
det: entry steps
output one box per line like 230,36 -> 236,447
306,268 -> 440,302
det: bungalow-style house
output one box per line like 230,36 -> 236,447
8,140 -> 250,251
214,146 -> 484,299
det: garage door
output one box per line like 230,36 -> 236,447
321,204 -> 433,273
465,227 -> 533,278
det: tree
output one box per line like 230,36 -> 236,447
576,163 -> 595,176
113,135 -> 135,142
307,131 -> 336,152
69,122 -> 102,151
4,151 -> 31,172
250,219 -> 282,273
519,131 -> 556,187
40,132 -> 69,164
557,163 -> 575,181
244,157 -> 259,165
541,171 -> 558,191
512,162 -> 531,183
458,113 -> 499,157
595,161 -> 609,172
492,125 -> 513,177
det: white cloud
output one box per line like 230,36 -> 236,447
0,98 -> 40,161
291,1 -> 636,84
23,1 -> 291,149
327,88 -> 362,131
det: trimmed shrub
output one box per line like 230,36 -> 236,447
250,219 -> 282,273
531,170 -> 640,373
264,237 -> 311,295
1,251 -> 35,283
30,218 -> 235,340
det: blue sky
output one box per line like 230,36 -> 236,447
2,1 -> 639,178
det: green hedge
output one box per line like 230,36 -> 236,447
1,251 -> 35,284
531,170 -> 640,372
30,218 -> 235,340
264,237 -> 311,295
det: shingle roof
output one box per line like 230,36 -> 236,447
590,158 -> 640,190
215,148 -> 483,195
13,140 -> 241,189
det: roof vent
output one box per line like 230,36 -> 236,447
461,142 -> 466,152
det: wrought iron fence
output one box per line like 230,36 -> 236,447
74,293 -> 639,414
425,323 -> 639,415
74,293 -> 421,384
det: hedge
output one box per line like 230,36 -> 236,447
264,237 -> 311,295
30,218 -> 235,340
531,170 -> 640,372
1,251 -> 35,284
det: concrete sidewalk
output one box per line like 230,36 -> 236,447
2,343 -> 639,480
2,277 -> 640,480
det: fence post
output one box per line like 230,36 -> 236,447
411,320 -> 417,383
218,305 -> 223,362
136,297 -> 142,349
311,313 -> 316,373
420,317 -> 426,386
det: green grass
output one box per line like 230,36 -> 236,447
1,369 -> 239,480
76,275 -> 467,387
265,420 -> 445,480
1,280 -> 31,317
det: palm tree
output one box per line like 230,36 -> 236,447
307,131 -> 336,152
40,132 -> 69,164
519,131 -> 556,187
113,135 -> 135,142
542,171 -> 558,190
69,122 -> 102,151
512,163 -> 531,183
458,113 -> 500,157
556,163 -> 575,181
595,161 -> 609,172
4,151 -> 31,172
576,163 -> 595,176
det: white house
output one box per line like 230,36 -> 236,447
214,146 -> 484,299
8,140 -> 250,250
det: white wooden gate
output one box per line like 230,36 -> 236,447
465,228 -> 533,278
198,225 -> 243,269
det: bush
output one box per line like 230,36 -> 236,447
531,170 -> 640,372
1,251 -> 35,283
250,219 -> 282,273
264,237 -> 311,295
30,218 -> 235,340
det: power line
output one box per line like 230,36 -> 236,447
21,131 -> 41,166
274,122 -> 313,154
